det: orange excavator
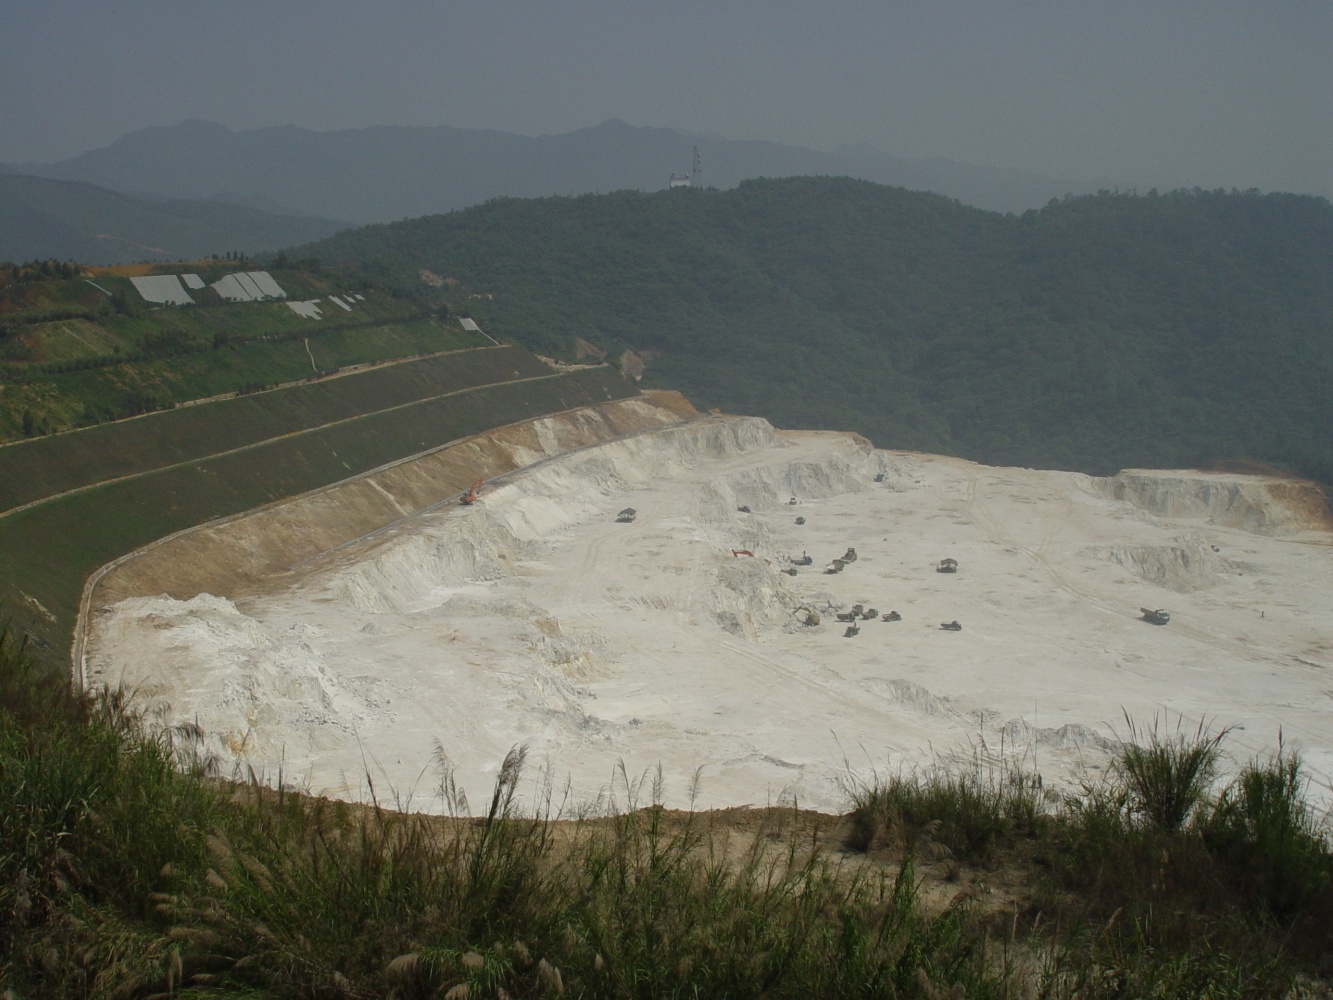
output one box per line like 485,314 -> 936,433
460,479 -> 484,505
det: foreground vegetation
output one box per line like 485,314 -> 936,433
3,630 -> 1330,998
298,180 -> 1333,488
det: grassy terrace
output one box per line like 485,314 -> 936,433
0,345 -> 548,512
0,351 -> 635,661
2,630 -> 1330,998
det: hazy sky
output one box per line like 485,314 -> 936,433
3,1 -> 1329,196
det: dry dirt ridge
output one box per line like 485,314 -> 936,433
85,399 -> 1333,819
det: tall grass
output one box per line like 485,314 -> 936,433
1113,711 -> 1228,831
844,735 -> 1044,862
1207,740 -> 1333,921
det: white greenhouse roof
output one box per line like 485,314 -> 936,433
129,274 -> 195,305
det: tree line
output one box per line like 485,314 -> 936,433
295,180 -> 1333,487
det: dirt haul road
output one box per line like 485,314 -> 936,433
86,415 -> 1333,816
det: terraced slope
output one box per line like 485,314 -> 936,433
0,346 -> 637,660
0,346 -> 549,511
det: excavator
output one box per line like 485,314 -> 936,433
460,479 -> 484,505
794,606 -> 821,627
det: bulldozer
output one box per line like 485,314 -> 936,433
460,478 -> 484,505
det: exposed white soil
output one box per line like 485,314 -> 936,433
86,416 -> 1333,816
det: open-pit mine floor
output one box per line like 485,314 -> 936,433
86,415 -> 1333,816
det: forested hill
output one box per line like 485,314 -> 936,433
294,179 -> 1333,485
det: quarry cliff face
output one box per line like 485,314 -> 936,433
1100,469 -> 1330,536
83,401 -> 1333,816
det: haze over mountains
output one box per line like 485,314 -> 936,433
11,118 -> 1112,234
0,173 -> 346,265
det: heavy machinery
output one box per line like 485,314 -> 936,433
795,607 -> 821,626
1140,608 -> 1171,625
844,623 -> 861,637
937,558 -> 958,573
460,479 -> 484,505
616,508 -> 637,523
940,620 -> 963,631
791,551 -> 813,566
881,610 -> 902,622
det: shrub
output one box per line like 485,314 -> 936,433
1207,743 -> 1333,919
845,748 -> 1044,861
1113,713 -> 1227,831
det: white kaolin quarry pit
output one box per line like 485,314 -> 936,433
86,411 -> 1333,816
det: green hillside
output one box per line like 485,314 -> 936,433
296,179 -> 1333,487
0,262 -> 477,440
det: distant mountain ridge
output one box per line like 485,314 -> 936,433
12,118 -> 1112,223
0,172 -> 348,264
